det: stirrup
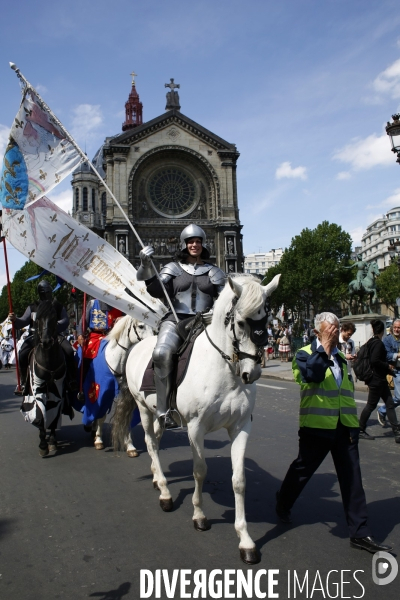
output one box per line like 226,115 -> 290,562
160,409 -> 183,430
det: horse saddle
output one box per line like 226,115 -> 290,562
140,314 -> 204,393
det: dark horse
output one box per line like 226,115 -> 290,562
20,300 -> 69,457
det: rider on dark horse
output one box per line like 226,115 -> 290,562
137,224 -> 226,428
8,280 -> 76,395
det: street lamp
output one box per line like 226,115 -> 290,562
386,114 -> 400,164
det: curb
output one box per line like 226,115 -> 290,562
260,370 -> 368,393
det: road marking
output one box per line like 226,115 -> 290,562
257,383 -> 286,390
355,399 -> 367,404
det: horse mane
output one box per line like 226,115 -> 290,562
106,315 -> 131,341
36,300 -> 57,321
213,275 -> 264,321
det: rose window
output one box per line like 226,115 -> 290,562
148,168 -> 196,217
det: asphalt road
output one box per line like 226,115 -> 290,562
1,367 -> 399,600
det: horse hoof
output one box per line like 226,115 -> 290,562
153,481 -> 159,490
39,446 -> 49,457
159,498 -> 173,512
240,548 -> 261,565
127,449 -> 139,458
94,442 -> 104,450
193,518 -> 211,532
48,444 -> 57,452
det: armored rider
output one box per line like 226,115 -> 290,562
137,224 -> 226,427
8,280 -> 76,395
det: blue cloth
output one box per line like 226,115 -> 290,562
73,338 -> 140,428
89,299 -> 108,331
0,141 -> 29,209
378,334 -> 400,414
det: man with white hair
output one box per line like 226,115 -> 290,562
275,312 -> 393,554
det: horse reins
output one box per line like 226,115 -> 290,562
203,297 -> 264,367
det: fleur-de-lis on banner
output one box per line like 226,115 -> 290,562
39,169 -> 47,180
28,249 -> 35,259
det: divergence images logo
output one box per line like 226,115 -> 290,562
372,551 -> 398,586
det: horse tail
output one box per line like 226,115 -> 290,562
112,378 -> 137,451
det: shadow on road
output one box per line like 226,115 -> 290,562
89,582 -> 131,600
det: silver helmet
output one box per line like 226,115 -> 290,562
180,224 -> 207,250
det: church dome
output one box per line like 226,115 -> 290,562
73,159 -> 95,175
92,145 -> 106,178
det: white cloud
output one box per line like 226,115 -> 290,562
336,171 -> 351,180
35,84 -> 48,95
47,189 -> 73,214
0,124 -> 10,155
333,133 -> 393,171
381,187 -> 400,207
275,161 -> 307,180
71,104 -> 103,141
373,58 -> 400,98
349,226 -> 365,247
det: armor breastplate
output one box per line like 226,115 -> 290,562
172,287 -> 213,315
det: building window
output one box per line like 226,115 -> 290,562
101,192 -> 106,216
91,189 -> 96,212
83,187 -> 88,211
75,188 -> 79,211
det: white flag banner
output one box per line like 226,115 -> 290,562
2,197 -> 167,328
0,87 -> 82,210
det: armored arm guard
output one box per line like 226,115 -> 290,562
137,246 -> 156,281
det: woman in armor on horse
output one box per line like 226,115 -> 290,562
137,224 -> 226,428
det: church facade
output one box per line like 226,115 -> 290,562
72,76 -> 243,273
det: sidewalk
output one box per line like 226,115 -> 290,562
260,359 -> 368,392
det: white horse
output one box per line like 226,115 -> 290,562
113,274 -> 280,564
81,315 -> 153,454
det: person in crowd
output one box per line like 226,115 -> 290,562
137,224 -> 225,428
8,280 -> 76,394
358,320 -> 400,442
278,329 -> 291,362
377,319 -> 400,427
275,312 -> 393,554
338,322 -> 356,380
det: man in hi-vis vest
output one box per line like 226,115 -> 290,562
275,312 -> 393,554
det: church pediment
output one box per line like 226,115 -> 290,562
106,109 -> 239,155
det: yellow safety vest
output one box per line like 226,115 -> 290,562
292,344 -> 359,429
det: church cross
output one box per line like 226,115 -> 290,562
130,71 -> 137,85
165,78 -> 180,90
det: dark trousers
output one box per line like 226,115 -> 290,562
359,380 -> 398,430
279,423 -> 370,538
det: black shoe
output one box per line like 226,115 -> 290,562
377,412 -> 386,427
359,430 -> 375,440
276,490 -> 292,524
350,536 -> 393,553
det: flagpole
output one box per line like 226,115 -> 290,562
0,230 -> 21,391
9,63 -> 179,324
77,292 -> 87,402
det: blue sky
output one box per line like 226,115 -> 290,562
2,0 -> 400,287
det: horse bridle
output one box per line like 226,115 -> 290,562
204,296 -> 266,366
109,321 -> 145,377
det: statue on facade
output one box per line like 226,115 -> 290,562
165,78 -> 181,110
346,258 -> 380,315
118,236 -> 126,254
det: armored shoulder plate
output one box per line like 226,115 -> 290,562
160,262 -> 183,278
209,265 -> 226,286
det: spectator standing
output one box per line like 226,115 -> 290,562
339,322 -> 356,380
377,319 -> 400,427
358,320 -> 400,442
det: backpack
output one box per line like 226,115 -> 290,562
352,340 -> 373,382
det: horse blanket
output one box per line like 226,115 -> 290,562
21,371 -> 64,430
73,338 -> 140,428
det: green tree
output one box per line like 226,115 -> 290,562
0,261 -> 72,322
376,262 -> 400,317
262,221 -> 353,320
